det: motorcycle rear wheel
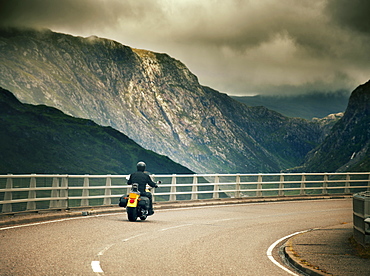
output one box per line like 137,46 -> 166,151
127,207 -> 138,221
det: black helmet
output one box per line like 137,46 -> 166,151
137,161 -> 146,172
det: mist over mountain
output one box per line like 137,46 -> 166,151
298,80 -> 370,172
0,28 -> 330,173
231,91 -> 349,120
0,87 -> 193,174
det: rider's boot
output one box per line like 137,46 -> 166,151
148,208 -> 154,215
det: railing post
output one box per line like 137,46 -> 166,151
2,175 -> 13,213
50,177 -> 60,209
81,176 -> 89,207
256,174 -> 262,197
345,173 -> 350,194
213,174 -> 219,199
368,174 -> 370,192
151,174 -> 156,203
235,174 -> 241,198
279,174 -> 284,196
60,176 -> 68,209
104,176 -> 112,205
170,175 -> 177,201
191,175 -> 198,200
300,174 -> 306,195
126,175 -> 131,195
26,176 -> 37,211
322,173 -> 328,195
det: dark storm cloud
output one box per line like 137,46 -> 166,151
0,0 -> 369,95
0,0 -> 99,27
326,0 -> 370,35
0,0 -> 147,31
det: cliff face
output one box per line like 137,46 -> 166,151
300,80 -> 370,172
0,28 -> 325,173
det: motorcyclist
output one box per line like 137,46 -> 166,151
127,161 -> 158,215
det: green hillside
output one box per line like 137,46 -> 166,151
0,87 -> 193,175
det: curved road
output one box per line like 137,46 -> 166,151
0,198 -> 352,275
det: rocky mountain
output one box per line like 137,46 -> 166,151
297,80 -> 370,172
0,28 -> 326,173
0,87 -> 193,175
232,92 -> 349,120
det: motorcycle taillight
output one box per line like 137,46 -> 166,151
129,199 -> 135,203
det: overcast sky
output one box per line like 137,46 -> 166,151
1,0 -> 369,96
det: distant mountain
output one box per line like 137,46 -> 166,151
0,87 -> 193,175
231,92 -> 349,120
296,80 -> 370,172
0,28 -> 327,173
312,112 -> 344,134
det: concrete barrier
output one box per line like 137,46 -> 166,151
353,191 -> 370,246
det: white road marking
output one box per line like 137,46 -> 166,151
98,244 -> 115,256
122,233 -> 145,242
91,261 -> 103,273
0,216 -> 92,231
159,223 -> 193,231
0,212 -> 123,231
212,218 -> 236,223
266,230 -> 312,276
93,233 -> 148,274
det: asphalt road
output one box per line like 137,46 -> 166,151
0,198 -> 352,275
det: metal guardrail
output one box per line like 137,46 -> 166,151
0,172 -> 369,214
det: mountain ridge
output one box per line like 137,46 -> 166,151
231,91 -> 350,120
0,28 -> 328,173
294,80 -> 370,172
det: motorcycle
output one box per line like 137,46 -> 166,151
121,183 -> 156,222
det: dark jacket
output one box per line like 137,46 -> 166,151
127,171 -> 157,193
